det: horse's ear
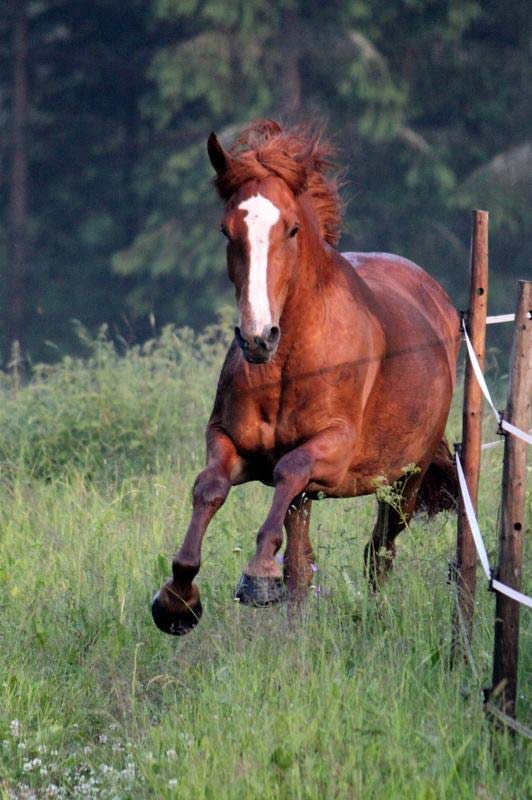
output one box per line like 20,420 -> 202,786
207,132 -> 231,176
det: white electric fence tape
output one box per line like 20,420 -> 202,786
455,455 -> 491,578
486,314 -> 515,324
481,440 -> 502,451
500,419 -> 532,447
455,452 -> 532,609
462,320 -> 532,446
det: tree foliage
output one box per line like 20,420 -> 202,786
0,0 -> 531,361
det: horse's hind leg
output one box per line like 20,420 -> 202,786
363,477 -> 420,591
283,494 -> 314,604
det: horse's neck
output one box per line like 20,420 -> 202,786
281,203 -> 341,332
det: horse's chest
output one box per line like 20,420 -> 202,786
223,380 -> 323,457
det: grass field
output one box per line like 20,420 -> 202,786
0,326 -> 530,799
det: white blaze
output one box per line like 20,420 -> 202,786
238,194 -> 280,333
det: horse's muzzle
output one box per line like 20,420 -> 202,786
235,325 -> 280,363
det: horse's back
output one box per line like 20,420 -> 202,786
342,251 -> 460,379
343,251 -> 455,318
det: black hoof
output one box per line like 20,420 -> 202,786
151,591 -> 203,636
234,574 -> 287,606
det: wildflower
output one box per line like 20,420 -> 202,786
97,733 -> 108,743
310,563 -> 318,573
166,748 -> 177,759
9,720 -> 20,738
168,778 -> 178,788
122,760 -> 135,781
37,744 -> 48,754
23,757 -> 42,772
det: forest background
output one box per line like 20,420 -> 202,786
1,0 -> 531,363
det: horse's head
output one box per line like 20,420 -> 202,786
208,131 -> 305,364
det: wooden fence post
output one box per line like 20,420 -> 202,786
451,210 -> 489,664
490,280 -> 532,722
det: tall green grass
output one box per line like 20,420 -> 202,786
0,327 -> 530,799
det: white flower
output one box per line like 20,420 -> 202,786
166,748 -> 177,759
168,778 -> 178,788
9,720 -> 20,738
23,757 -> 42,772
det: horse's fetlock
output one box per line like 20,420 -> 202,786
172,559 -> 199,584
257,526 -> 282,551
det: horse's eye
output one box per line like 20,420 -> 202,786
289,224 -> 300,238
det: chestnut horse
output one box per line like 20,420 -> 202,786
152,120 -> 460,635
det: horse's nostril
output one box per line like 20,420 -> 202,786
268,326 -> 280,345
235,326 -> 248,349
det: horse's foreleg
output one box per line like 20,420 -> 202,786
283,494 -> 314,604
236,430 -> 348,606
152,432 -> 242,635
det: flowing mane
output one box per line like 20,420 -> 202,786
212,120 -> 343,246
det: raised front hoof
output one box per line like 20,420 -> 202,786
151,590 -> 203,636
235,574 -> 287,607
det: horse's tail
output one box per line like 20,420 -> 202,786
415,437 -> 458,517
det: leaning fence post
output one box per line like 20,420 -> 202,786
489,280 -> 532,724
451,209 -> 489,665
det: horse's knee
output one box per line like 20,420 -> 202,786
273,450 -> 313,486
192,470 -> 230,510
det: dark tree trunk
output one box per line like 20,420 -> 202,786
7,0 -> 29,349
